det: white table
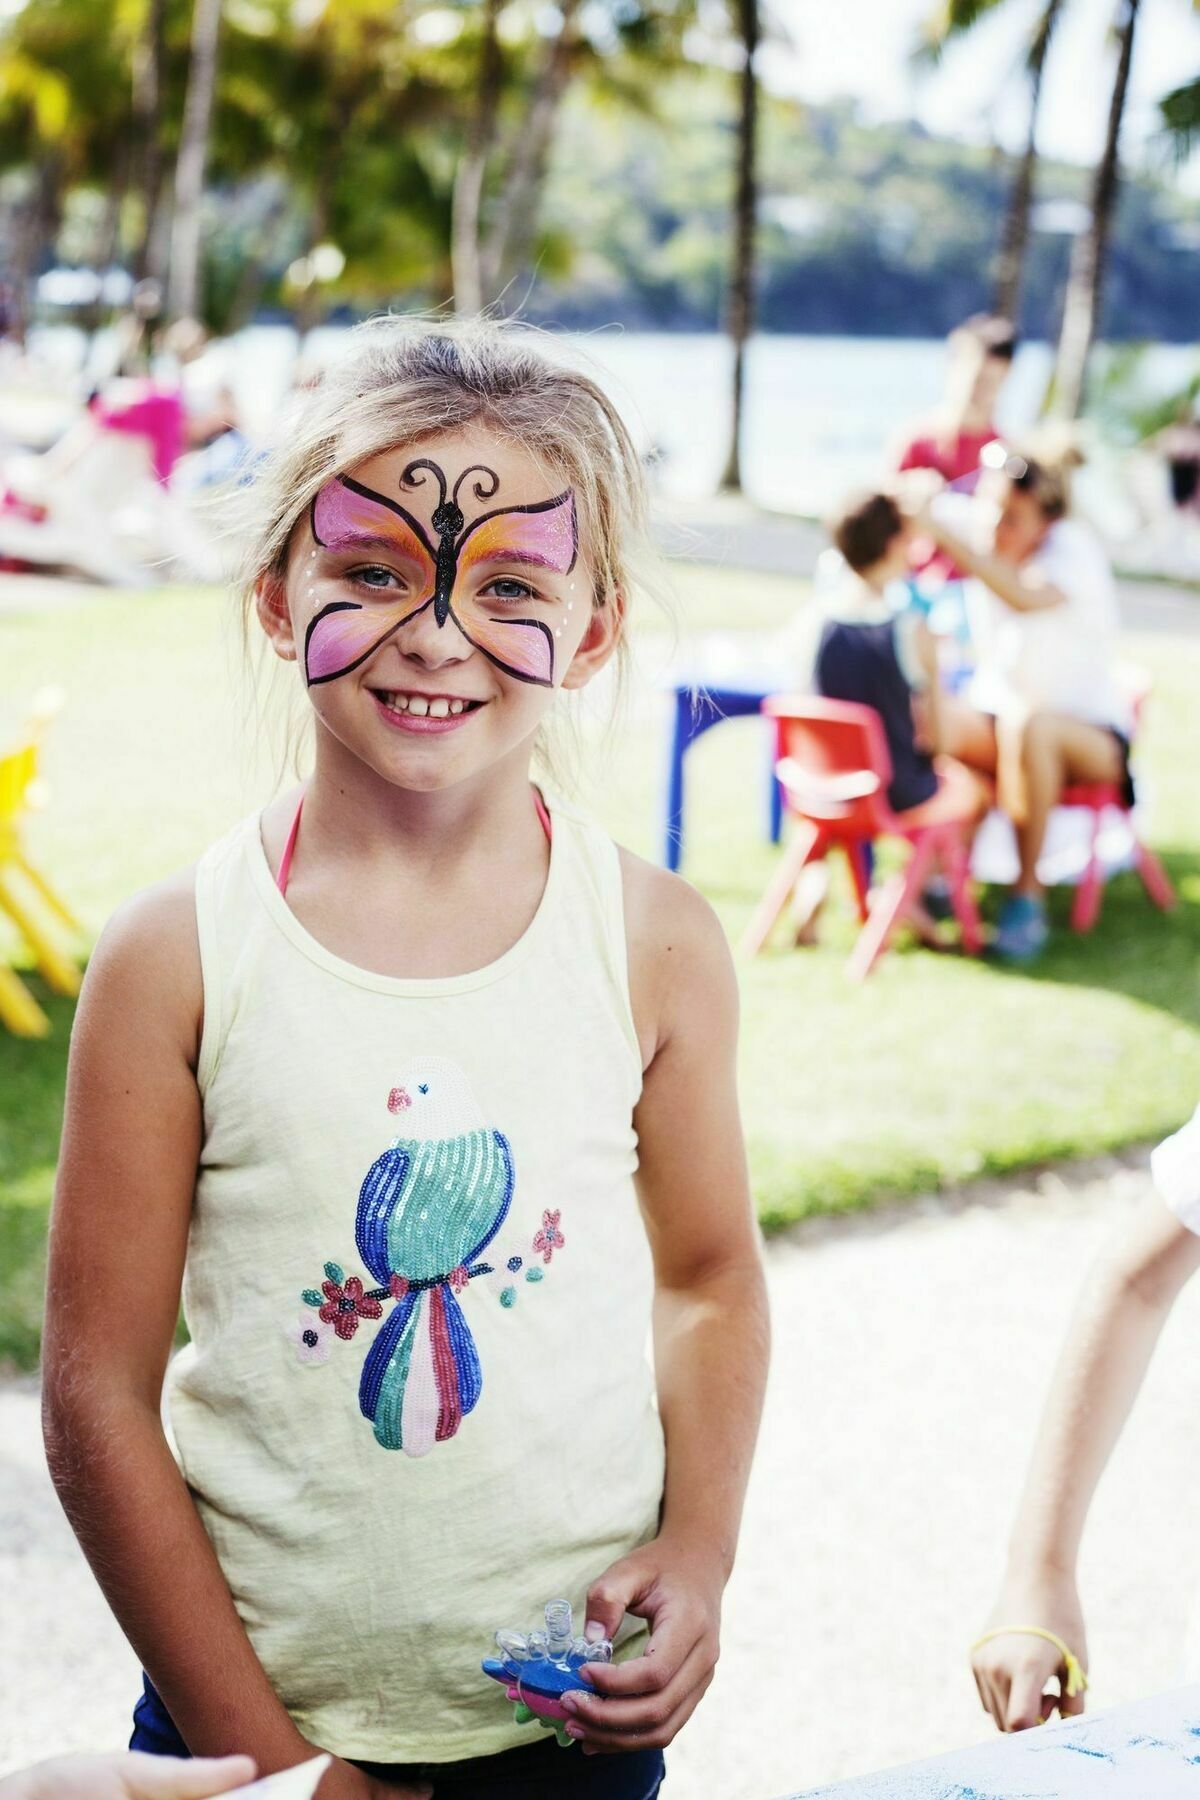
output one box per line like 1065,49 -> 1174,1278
784,1686 -> 1200,1798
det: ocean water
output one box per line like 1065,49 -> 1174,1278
21,322 -> 1200,517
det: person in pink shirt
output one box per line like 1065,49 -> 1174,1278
894,314 -> 1018,487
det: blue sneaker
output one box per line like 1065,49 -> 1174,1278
993,893 -> 1049,963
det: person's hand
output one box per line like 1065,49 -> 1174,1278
3,1752 -> 255,1799
315,1757 -> 431,1800
971,1573 -> 1089,1732
558,1534 -> 725,1755
891,467 -> 944,526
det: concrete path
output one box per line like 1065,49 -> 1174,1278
4,1151 -> 1199,1796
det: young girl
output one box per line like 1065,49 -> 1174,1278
41,320 -> 769,1800
971,1105 -> 1200,1732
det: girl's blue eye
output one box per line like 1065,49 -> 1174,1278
354,565 -> 400,591
485,577 -> 535,603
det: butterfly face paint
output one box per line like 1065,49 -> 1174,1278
304,459 -> 579,690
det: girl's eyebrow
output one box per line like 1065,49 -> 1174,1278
316,531 -> 422,557
474,549 -> 561,572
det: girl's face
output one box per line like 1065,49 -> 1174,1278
987,476 -> 1051,565
259,429 -> 619,793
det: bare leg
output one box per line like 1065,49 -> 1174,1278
926,694 -> 998,774
1007,713 -> 1124,895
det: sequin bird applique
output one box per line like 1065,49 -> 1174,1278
292,1057 -> 568,1457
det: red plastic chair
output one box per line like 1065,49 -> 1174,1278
1058,669 -> 1175,932
740,696 -> 985,981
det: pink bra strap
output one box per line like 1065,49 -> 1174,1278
276,786 -> 552,899
275,793 -> 304,896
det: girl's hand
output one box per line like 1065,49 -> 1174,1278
971,1575 -> 1089,1732
316,1758 -> 431,1800
3,1753 -> 255,1799
559,1535 -> 724,1755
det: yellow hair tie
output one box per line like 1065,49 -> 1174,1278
970,1626 -> 1088,1700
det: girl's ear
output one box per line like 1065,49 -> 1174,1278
560,586 -> 625,691
255,572 -> 298,663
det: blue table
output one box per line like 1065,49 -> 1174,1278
785,1683 -> 1200,1798
663,674 -> 784,872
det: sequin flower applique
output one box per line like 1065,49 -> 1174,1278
532,1210 -> 565,1264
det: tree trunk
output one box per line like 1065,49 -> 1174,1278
719,0 -> 759,494
1051,0 -> 1140,420
293,160 -> 333,338
9,156 -> 64,344
168,0 -> 223,322
993,0 -> 1062,321
131,0 -> 168,282
480,0 -> 580,305
451,0 -> 503,316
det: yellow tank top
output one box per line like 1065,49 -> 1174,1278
168,795 -> 665,1761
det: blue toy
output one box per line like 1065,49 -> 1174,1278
481,1599 -> 613,1747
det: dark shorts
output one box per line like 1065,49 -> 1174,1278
130,1675 -> 666,1800
1108,727 -> 1137,809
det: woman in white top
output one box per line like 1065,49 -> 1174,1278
910,450 -> 1130,961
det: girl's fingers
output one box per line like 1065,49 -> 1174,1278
580,1610 -> 702,1701
565,1641 -> 712,1746
1056,1683 -> 1087,1719
970,1663 -> 998,1725
568,1664 -> 714,1755
1004,1662 -> 1056,1732
125,1753 -> 258,1798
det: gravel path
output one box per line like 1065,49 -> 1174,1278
4,1151 -> 1199,1796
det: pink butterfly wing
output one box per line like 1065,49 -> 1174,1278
450,492 -> 578,687
305,477 -> 438,686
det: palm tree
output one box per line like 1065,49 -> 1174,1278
920,0 -> 1065,321
718,0 -> 759,494
480,0 -> 582,304
993,0 -> 1064,318
1050,0 -> 1140,419
168,0 -> 223,322
130,0 -> 168,281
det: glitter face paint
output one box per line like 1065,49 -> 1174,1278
303,459 -> 578,690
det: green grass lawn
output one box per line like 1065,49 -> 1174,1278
2,570 -> 1199,1367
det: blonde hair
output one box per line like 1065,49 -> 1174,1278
229,315 -> 662,787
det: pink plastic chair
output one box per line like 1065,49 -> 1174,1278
740,696 -> 984,981
1059,670 -> 1175,932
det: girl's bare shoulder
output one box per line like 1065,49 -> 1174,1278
79,866 -> 203,1067
617,846 -> 737,1062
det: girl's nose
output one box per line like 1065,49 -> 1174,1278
393,602 -> 473,668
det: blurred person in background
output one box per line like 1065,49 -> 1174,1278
893,314 -> 1017,488
907,444 -> 1129,963
972,1104 -> 1200,1730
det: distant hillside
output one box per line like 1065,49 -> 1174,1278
528,75 -> 1200,341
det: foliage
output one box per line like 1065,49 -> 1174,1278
526,74 -> 1200,340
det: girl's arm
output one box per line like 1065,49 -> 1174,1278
973,1190 -> 1200,1732
42,882 -> 425,1800
561,863 -> 770,1755
918,509 -> 1067,615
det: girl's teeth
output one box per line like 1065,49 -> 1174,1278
428,698 -> 450,718
448,699 -> 464,715
406,696 -> 429,717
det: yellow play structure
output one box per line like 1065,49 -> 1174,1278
0,689 -> 83,1037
